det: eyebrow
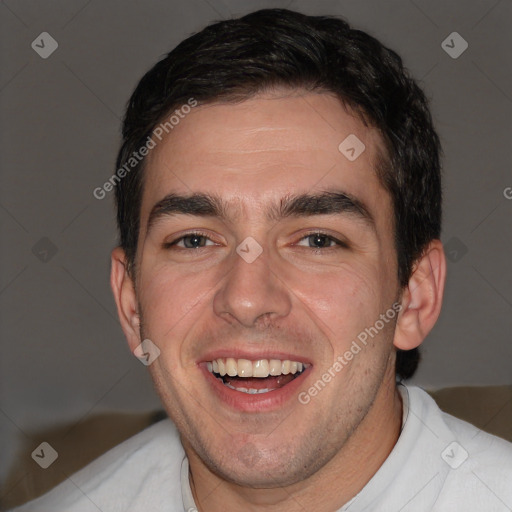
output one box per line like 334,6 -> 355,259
146,189 -> 375,234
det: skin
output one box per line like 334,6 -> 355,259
111,90 -> 446,511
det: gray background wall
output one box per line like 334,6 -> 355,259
1,0 -> 511,496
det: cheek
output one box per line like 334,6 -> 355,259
290,264 -> 383,350
138,268 -> 215,392
137,263 -> 216,347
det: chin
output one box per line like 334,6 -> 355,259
200,439 -> 328,489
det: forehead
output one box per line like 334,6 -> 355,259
141,91 -> 390,226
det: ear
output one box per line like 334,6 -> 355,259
110,247 -> 141,352
394,239 -> 447,350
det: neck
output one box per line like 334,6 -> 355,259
187,379 -> 403,512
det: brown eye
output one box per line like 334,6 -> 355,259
307,234 -> 335,248
180,234 -> 208,248
296,232 -> 346,249
165,232 -> 216,249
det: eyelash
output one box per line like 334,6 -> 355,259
296,232 -> 348,251
163,231 -> 216,250
163,231 -> 348,251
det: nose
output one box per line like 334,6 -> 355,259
213,245 -> 292,328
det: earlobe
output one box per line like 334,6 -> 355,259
110,247 -> 141,352
394,240 -> 447,351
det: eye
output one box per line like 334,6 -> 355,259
165,232 -> 217,249
296,232 -> 347,250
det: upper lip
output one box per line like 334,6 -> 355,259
199,350 -> 312,364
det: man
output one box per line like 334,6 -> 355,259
14,8 -> 512,512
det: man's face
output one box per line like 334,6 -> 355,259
133,92 -> 401,487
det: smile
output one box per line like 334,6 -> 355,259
206,358 -> 311,395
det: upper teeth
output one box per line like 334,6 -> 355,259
206,358 -> 310,378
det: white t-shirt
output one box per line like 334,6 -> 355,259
12,385 -> 512,511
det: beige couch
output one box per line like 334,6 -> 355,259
2,386 -> 511,509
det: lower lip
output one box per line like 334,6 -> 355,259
201,365 -> 311,412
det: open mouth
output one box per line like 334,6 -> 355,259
206,358 -> 311,395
